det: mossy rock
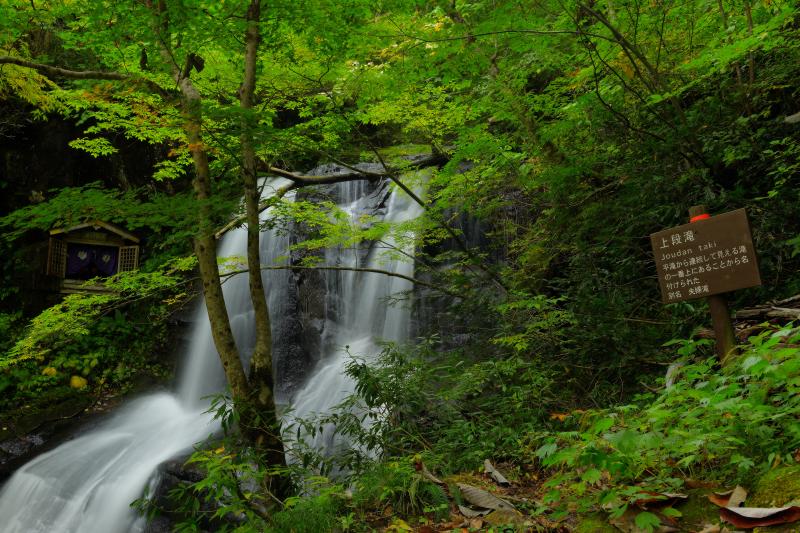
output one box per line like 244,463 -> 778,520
675,490 -> 722,531
483,509 -> 529,529
574,513 -> 617,532
5,392 -> 90,435
750,466 -> 800,533
750,465 -> 800,507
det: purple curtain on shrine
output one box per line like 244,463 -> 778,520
66,244 -> 118,279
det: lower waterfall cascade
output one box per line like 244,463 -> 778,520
284,176 -> 424,461
0,173 -> 422,532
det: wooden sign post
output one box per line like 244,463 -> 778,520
650,206 -> 761,363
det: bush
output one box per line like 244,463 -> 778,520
530,325 -> 800,518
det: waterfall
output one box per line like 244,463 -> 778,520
0,178 -> 293,533
285,174 -> 423,461
0,172 -> 422,531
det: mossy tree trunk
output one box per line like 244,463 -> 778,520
239,0 -> 287,476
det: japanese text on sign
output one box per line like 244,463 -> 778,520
650,209 -> 761,303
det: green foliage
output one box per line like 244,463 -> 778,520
351,459 -> 449,519
287,337 -> 555,474
0,183 -> 232,256
271,482 -> 347,533
1,0 -> 800,529
137,395 -> 281,532
0,312 -> 22,353
68,137 -> 117,157
166,396 -> 446,531
0,258 -> 195,408
493,293 -> 575,353
528,326 -> 800,518
168,445 -> 274,532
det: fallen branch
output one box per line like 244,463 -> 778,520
735,293 -> 800,321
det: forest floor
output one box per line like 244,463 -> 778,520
367,462 -> 800,532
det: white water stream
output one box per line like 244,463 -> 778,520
0,175 -> 421,531
285,178 -> 423,459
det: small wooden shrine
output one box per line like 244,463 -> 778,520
46,220 -> 140,293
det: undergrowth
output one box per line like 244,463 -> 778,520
155,324 -> 800,532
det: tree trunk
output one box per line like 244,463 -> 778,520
149,0 -> 254,406
181,79 -> 252,401
241,0 -> 272,407
239,0 -> 287,471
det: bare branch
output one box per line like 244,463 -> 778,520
264,165 -> 382,185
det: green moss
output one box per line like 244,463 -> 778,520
748,465 -> 800,533
750,465 -> 800,507
0,388 -> 90,437
574,513 -> 617,532
675,490 -> 720,531
752,525 -> 800,533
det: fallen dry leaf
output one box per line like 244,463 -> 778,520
636,491 -> 689,510
719,505 -> 800,529
457,504 -> 490,518
483,509 -> 527,527
483,459 -> 510,486
419,464 -> 443,485
468,517 -> 483,529
456,483 -> 516,512
708,486 -> 747,508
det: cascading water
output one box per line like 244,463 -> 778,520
285,174 -> 424,460
0,171 -> 422,531
0,178 -> 293,533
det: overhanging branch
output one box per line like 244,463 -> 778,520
214,154 -> 446,239
0,56 -> 129,80
261,152 -> 446,186
214,180 -> 297,239
0,56 -> 173,98
221,264 -> 460,298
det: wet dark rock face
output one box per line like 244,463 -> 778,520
271,276 -> 309,401
0,395 -> 98,482
0,434 -> 45,463
0,109 -> 162,216
144,456 -> 219,533
411,175 -> 503,346
273,163 -> 388,400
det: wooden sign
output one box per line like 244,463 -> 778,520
651,208 -> 761,304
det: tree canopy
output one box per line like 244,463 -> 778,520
1,0 -> 800,530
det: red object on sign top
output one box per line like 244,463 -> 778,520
690,213 -> 711,223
